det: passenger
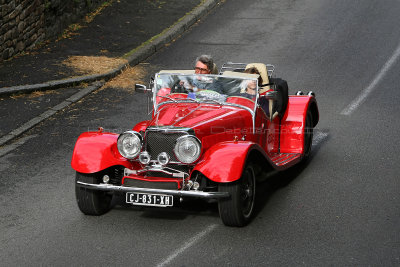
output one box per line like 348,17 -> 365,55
244,67 -> 262,86
240,79 -> 258,99
244,67 -> 270,115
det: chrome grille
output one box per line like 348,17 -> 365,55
144,130 -> 188,162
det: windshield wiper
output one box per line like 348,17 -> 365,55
202,99 -> 223,105
174,97 -> 200,104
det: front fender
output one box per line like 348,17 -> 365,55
71,132 -> 136,174
193,141 -> 265,183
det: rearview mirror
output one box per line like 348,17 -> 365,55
135,84 -> 152,93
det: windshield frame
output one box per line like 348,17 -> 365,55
152,72 -> 260,134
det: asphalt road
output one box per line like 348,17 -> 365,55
1,0 -> 399,266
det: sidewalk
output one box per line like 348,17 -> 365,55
0,0 -> 218,94
0,0 -> 220,147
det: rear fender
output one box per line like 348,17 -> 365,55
71,132 -> 137,174
280,96 -> 319,154
193,141 -> 267,183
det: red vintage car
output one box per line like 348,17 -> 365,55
71,63 -> 319,227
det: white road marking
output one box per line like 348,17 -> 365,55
156,224 -> 218,267
0,135 -> 38,158
341,42 -> 400,115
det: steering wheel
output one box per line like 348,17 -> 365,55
171,80 -> 189,94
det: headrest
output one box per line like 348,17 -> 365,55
245,63 -> 270,93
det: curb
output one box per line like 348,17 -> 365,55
0,0 -> 220,97
0,81 -> 104,147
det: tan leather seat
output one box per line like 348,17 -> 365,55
245,63 -> 270,93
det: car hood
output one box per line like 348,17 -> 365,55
148,103 -> 252,134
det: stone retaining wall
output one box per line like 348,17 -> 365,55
1,0 -> 103,61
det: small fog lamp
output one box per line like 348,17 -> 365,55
157,152 -> 170,165
103,175 -> 110,184
139,151 -> 151,164
186,180 -> 194,189
193,182 -> 200,190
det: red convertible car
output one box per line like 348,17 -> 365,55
71,63 -> 319,227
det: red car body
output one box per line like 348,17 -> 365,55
71,63 -> 319,227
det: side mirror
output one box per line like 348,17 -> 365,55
135,84 -> 152,93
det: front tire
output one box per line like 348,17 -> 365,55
75,172 -> 113,215
218,163 -> 256,227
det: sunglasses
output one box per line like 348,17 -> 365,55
194,67 -> 209,73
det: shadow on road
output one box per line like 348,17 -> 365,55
108,130 -> 330,224
253,129 -> 330,218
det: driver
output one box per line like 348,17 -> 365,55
190,55 -> 224,93
194,55 -> 214,74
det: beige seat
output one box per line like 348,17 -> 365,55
245,63 -> 270,93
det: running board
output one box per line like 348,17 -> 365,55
270,153 -> 302,167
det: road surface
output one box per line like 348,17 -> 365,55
1,0 -> 399,265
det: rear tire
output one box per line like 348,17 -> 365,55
75,172 -> 113,215
303,110 -> 314,160
218,163 -> 256,227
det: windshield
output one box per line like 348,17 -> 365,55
154,73 -> 259,112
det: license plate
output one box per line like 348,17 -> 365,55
126,192 -> 173,207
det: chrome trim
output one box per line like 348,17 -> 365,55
126,166 -> 187,178
145,126 -> 193,133
219,62 -> 275,78
308,91 -> 315,97
172,105 -> 202,126
149,159 -> 181,164
76,181 -> 230,199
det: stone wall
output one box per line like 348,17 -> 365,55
0,0 -> 103,61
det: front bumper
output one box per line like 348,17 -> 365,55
76,181 -> 230,199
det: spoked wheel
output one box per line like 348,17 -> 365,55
218,163 -> 256,227
303,110 -> 314,160
75,172 -> 113,215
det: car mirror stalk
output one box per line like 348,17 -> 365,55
135,84 -> 152,93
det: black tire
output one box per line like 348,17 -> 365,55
303,110 -> 314,160
75,172 -> 113,215
218,163 -> 256,227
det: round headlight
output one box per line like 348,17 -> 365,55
117,131 -> 142,159
174,135 -> 201,164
